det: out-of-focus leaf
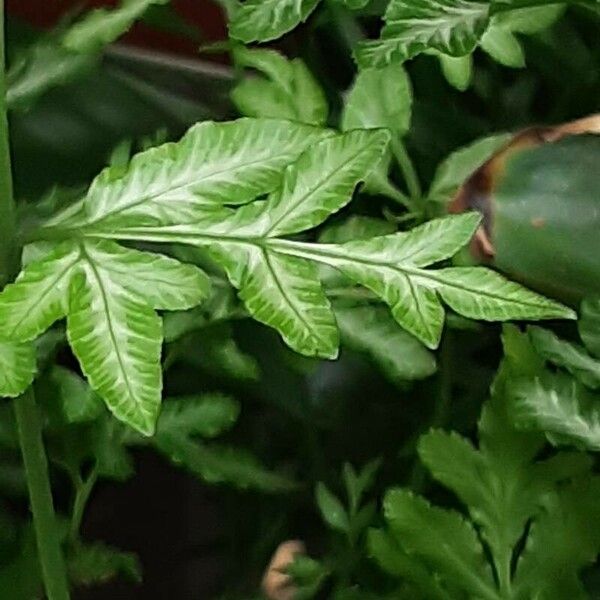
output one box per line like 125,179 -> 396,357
335,305 -> 437,382
154,434 -> 296,492
232,47 -> 327,125
529,326 -> 600,389
48,366 -> 104,424
315,482 -> 350,532
427,133 -> 511,204
580,297 -> 600,358
156,394 -> 240,439
68,542 -> 141,587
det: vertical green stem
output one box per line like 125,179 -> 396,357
14,390 -> 71,600
0,3 -> 70,598
69,469 -> 97,543
391,137 -> 422,202
0,0 -> 15,287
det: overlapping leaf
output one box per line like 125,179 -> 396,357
228,0 -> 321,42
232,48 -> 328,125
341,63 -> 413,205
3,118 -> 575,432
355,0 -> 490,68
79,118 -> 332,224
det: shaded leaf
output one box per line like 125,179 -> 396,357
49,366 -> 104,424
383,489 -> 496,597
427,133 -> 511,204
68,542 -> 141,586
154,434 -> 295,492
156,394 -> 240,439
315,482 -> 350,532
529,325 -> 600,389
509,372 -> 600,451
580,297 -> 600,357
232,47 -> 328,125
335,305 -> 437,381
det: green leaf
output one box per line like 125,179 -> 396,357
61,0 -> 169,54
513,477 -> 600,599
318,215 -> 396,243
338,0 -> 370,7
341,64 -> 412,203
509,372 -> 600,451
66,256 -> 163,436
434,267 -> 576,323
92,419 -> 135,481
6,43 -> 95,111
315,482 -> 350,532
228,0 -> 321,43
342,65 -> 412,135
49,366 -> 104,424
343,459 -> 381,513
427,133 -> 511,204
492,4 -> 565,34
355,0 -> 490,68
262,129 -> 391,236
212,243 -> 339,358
156,394 -> 240,439
580,297 -> 600,358
7,0 -> 167,111
368,529 -> 449,600
335,305 -> 437,381
68,542 -> 141,586
80,118 -> 332,224
529,326 -> 600,389
0,242 -> 79,342
480,26 -> 525,68
438,53 -> 473,90
232,48 -> 328,125
73,240 -> 210,311
0,342 -> 36,398
383,489 -> 496,597
154,434 -> 295,492
286,555 -> 329,599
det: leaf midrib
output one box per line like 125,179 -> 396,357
59,227 -> 550,310
82,248 -> 140,415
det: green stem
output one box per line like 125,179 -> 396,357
391,137 -> 422,202
0,4 -> 71,598
14,390 -> 71,600
69,469 -> 97,544
0,0 -> 15,288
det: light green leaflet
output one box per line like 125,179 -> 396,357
0,240 -> 208,435
1,119 -> 573,433
341,64 -> 413,205
231,47 -> 328,125
355,0 -> 490,68
228,0 -> 321,43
